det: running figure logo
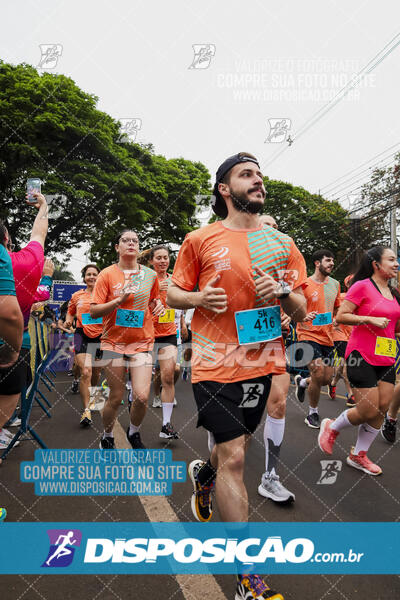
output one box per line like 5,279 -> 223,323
189,44 -> 216,69
38,44 -> 63,69
239,383 -> 264,408
42,529 -> 82,567
117,118 -> 142,143
317,460 -> 342,485
265,118 -> 291,143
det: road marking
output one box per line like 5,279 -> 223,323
114,420 -> 227,599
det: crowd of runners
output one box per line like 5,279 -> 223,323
1,152 -> 399,600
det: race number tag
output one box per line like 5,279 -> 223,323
115,309 -> 144,328
158,309 -> 175,323
235,305 -> 282,346
375,337 -> 396,358
312,312 -> 332,326
81,313 -> 103,325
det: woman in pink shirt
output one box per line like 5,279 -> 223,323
318,246 -> 400,475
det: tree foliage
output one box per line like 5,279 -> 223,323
0,61 -> 211,268
262,179 -> 352,280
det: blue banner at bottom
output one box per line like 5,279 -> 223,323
0,522 -> 397,574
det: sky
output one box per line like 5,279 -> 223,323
2,0 -> 400,278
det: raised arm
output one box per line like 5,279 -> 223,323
29,193 -> 48,248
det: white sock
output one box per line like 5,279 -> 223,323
88,386 -> 95,396
264,415 -> 285,474
331,410 -> 352,432
103,431 -> 114,439
300,378 -> 308,388
129,424 -> 140,435
309,406 -> 318,415
354,423 -> 380,454
162,402 -> 173,426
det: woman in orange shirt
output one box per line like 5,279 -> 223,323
149,245 -> 179,440
90,230 -> 163,450
65,264 -> 102,428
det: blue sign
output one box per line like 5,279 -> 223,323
312,312 -> 332,326
235,305 -> 281,345
0,522 -> 398,574
20,449 -> 185,496
81,313 -> 103,326
53,282 -> 86,302
115,309 -> 144,328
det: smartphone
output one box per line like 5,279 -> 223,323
27,178 -> 41,202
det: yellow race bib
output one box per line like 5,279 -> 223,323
158,309 -> 175,324
375,337 -> 396,358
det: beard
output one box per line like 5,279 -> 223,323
229,186 -> 265,214
319,266 -> 332,277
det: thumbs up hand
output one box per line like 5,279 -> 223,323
253,265 -> 279,301
199,274 -> 228,313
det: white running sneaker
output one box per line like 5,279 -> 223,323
0,430 -> 19,448
258,472 -> 295,502
152,395 -> 162,408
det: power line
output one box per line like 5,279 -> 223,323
322,144 -> 400,195
262,31 -> 400,169
326,159 -> 397,202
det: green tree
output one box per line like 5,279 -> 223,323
0,61 -> 211,262
52,260 -> 74,281
262,179 -> 352,280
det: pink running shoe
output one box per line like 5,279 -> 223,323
346,449 -> 382,475
318,418 -> 339,455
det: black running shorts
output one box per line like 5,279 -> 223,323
346,350 -> 396,388
0,347 -> 32,395
192,375 -> 272,444
74,327 -> 101,358
334,340 -> 347,360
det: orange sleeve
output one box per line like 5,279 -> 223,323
150,275 -> 160,302
91,270 -> 110,305
67,293 -> 77,318
286,240 -> 308,291
171,233 -> 200,291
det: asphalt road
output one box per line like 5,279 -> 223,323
0,372 -> 399,600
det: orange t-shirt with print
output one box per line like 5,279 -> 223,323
67,288 -> 103,338
153,274 -> 177,338
332,292 -> 352,342
296,276 -> 341,346
171,221 -> 307,384
91,264 -> 159,354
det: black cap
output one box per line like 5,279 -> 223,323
211,153 -> 260,218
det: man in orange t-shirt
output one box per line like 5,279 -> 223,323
168,152 -> 307,600
330,275 -> 354,407
295,249 -> 341,429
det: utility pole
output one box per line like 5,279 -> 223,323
390,195 -> 397,257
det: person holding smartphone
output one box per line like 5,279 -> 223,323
90,230 -> 163,450
0,192 -> 48,427
0,221 -> 23,450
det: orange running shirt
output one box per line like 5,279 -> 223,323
67,288 -> 102,338
296,276 -> 341,346
91,264 -> 159,354
172,221 -> 307,383
153,274 -> 177,338
332,292 -> 352,342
